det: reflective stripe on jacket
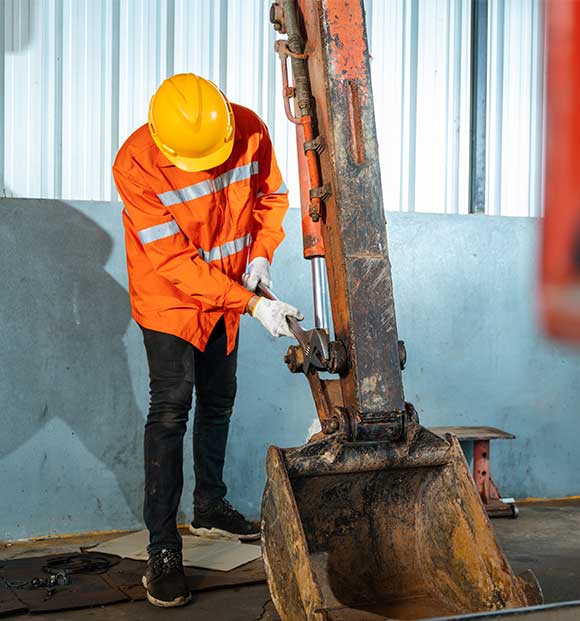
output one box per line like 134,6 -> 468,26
112,104 -> 289,354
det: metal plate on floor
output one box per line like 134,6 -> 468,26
422,600 -> 580,620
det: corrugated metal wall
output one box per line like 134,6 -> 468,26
1,0 -> 544,216
367,0 -> 472,214
486,0 -> 545,217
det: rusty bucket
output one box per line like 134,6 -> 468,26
261,424 -> 541,621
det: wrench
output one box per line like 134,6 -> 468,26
256,283 -> 330,373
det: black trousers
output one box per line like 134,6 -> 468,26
140,318 -> 238,553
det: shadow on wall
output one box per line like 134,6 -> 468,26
0,199 -> 143,523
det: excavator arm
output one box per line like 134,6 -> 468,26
271,0 -> 406,441
261,2 -> 543,620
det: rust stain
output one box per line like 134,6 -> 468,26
346,80 -> 365,164
302,228 -> 324,257
325,0 -> 367,79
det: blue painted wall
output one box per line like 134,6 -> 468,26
1,199 -> 579,540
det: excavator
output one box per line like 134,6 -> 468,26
258,1 -> 580,620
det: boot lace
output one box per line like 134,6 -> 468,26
219,499 -> 245,522
151,548 -> 183,576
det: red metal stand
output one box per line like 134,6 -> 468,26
473,439 -> 518,518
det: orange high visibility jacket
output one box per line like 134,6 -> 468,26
112,104 -> 289,354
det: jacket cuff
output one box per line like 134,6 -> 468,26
226,282 -> 255,313
249,239 -> 276,264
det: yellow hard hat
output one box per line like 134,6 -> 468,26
148,73 -> 235,172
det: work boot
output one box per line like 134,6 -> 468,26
142,548 -> 191,608
190,498 -> 260,541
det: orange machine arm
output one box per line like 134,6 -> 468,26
541,1 -> 580,342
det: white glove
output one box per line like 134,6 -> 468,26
243,257 -> 272,292
251,298 -> 303,337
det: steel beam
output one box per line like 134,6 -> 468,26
469,0 -> 488,214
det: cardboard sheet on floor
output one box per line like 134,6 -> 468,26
91,529 -> 262,571
101,556 -> 266,601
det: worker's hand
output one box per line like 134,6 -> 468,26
243,257 -> 272,292
250,297 -> 303,338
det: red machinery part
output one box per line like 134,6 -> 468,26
296,122 -> 325,259
541,1 -> 580,342
273,36 -> 324,260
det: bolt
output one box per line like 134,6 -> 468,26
270,3 -> 286,33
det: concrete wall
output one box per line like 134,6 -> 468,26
1,199 -> 579,541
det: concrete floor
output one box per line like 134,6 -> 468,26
1,499 -> 579,621
494,499 -> 580,605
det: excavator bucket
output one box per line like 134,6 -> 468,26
262,425 -> 541,621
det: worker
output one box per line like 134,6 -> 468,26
112,73 -> 302,608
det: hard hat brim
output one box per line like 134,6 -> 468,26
153,130 -> 235,173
